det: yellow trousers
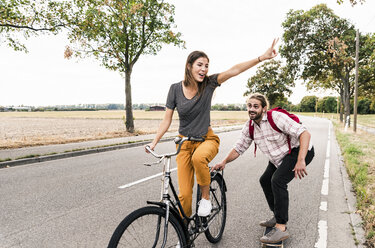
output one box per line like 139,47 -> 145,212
176,128 -> 220,217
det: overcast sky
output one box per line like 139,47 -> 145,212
1,0 -> 374,107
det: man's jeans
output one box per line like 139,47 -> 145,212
259,146 -> 315,224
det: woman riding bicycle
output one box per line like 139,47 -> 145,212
146,39 -> 278,218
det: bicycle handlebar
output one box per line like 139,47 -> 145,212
144,136 -> 205,166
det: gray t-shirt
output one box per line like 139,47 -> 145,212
166,74 -> 220,137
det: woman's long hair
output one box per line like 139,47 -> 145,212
183,51 -> 209,96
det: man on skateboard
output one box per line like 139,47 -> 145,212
212,93 -> 315,243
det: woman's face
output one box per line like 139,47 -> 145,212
190,57 -> 209,83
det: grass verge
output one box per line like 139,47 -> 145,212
333,120 -> 375,247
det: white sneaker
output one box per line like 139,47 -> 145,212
197,198 -> 212,217
175,241 -> 181,248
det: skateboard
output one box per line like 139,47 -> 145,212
261,227 -> 284,248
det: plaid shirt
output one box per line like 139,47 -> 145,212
234,111 -> 309,167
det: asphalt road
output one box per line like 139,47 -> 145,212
0,116 -> 362,247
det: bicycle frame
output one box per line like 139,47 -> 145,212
145,137 -> 226,247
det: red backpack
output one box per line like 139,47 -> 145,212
249,107 -> 301,156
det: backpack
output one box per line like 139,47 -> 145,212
249,107 -> 301,156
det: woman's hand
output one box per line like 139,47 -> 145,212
145,143 -> 156,153
260,38 -> 279,61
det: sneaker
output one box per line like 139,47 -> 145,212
175,241 -> 181,248
197,198 -> 212,216
259,216 -> 276,227
260,227 -> 290,243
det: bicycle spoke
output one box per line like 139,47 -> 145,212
202,176 -> 227,243
115,212 -> 182,248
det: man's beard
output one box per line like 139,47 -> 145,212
249,111 -> 263,121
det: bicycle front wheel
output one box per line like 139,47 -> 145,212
108,206 -> 187,248
197,173 -> 227,243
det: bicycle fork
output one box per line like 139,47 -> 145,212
160,155 -> 172,248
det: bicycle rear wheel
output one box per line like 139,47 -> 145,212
108,206 -> 187,248
197,173 -> 227,243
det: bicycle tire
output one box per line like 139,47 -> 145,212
108,206 -> 187,248
197,174 -> 227,243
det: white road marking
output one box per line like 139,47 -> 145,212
323,159 -> 330,178
321,178 -> 329,195
118,168 -> 177,189
314,220 -> 328,248
320,201 -> 327,211
316,122 -> 331,248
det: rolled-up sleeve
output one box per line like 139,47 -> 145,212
233,120 -> 253,155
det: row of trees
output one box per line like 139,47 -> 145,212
245,4 -> 375,124
0,103 -> 169,112
3,96 -> 374,114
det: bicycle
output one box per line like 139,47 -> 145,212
108,136 -> 227,248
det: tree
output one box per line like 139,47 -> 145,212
300,96 -> 318,112
244,60 -> 295,108
358,33 -> 375,98
317,96 -> 337,113
0,0 -> 70,52
355,97 -> 373,114
1,0 -> 184,133
62,0 -> 184,132
337,0 -> 365,6
280,4 -> 374,125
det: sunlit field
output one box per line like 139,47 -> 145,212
0,110 -> 249,120
1,110 -> 374,149
0,110 -> 247,149
295,112 -> 375,129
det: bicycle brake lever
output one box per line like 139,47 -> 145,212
143,156 -> 164,166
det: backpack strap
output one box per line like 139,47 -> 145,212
249,120 -> 257,157
267,110 -> 292,154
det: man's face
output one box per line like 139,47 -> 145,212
247,98 -> 264,121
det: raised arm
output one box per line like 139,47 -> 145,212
217,38 -> 279,84
146,108 -> 174,152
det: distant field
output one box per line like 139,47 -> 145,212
0,110 -> 249,120
1,110 -> 373,149
2,110 -> 373,126
0,110 -> 247,149
295,112 -> 375,129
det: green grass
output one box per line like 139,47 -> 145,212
333,121 -> 375,245
17,154 -> 41,159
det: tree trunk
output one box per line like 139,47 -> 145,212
343,77 -> 351,127
339,94 -> 344,123
125,68 -> 134,133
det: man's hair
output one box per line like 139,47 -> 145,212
247,93 -> 269,109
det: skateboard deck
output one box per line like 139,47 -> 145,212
261,227 -> 284,248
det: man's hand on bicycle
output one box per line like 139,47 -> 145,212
211,161 -> 226,172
